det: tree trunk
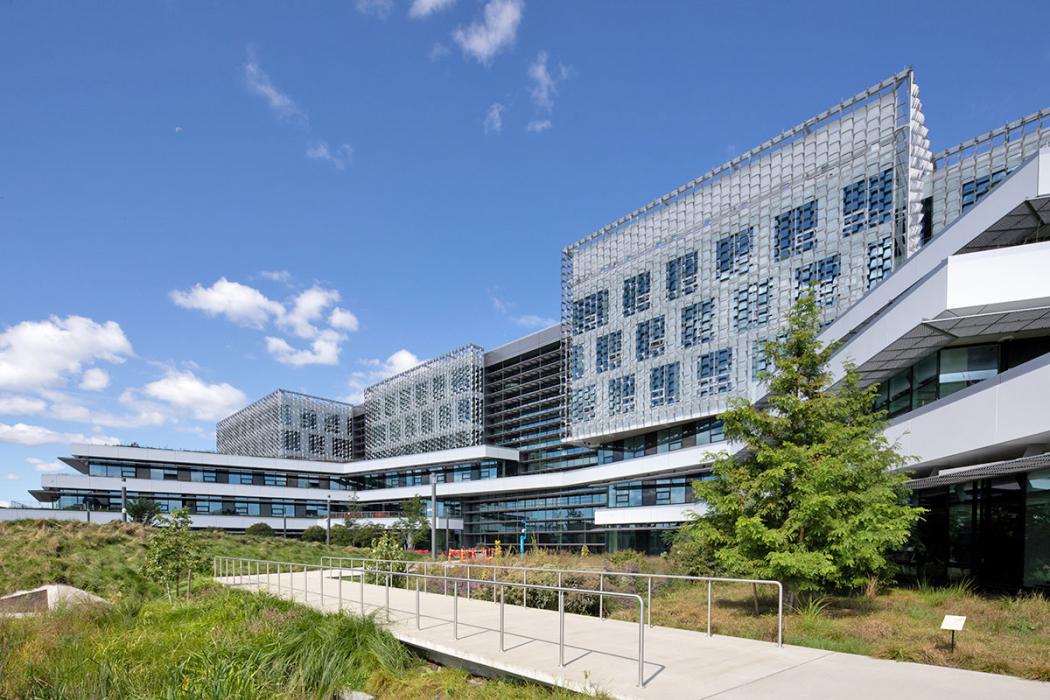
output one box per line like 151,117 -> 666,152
752,583 -> 760,614
186,569 -> 192,599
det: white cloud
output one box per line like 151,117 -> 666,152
266,330 -> 344,367
490,292 -> 556,328
0,316 -> 133,392
279,286 -> 342,339
528,50 -> 555,112
0,395 -> 46,415
27,457 -> 63,473
526,119 -> 551,133
170,277 -> 285,329
355,0 -> 394,18
329,307 -> 360,332
484,103 -> 505,134
410,0 -> 456,18
3,473 -> 18,481
79,368 -> 110,391
174,126 -> 184,134
259,270 -> 292,283
345,349 -> 422,403
142,370 -> 247,421
452,0 -> 524,65
0,422 -> 119,447
244,50 -> 306,123
305,141 -> 353,170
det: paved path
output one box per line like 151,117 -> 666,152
216,568 -> 1049,699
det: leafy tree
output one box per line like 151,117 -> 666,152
142,508 -> 206,602
367,531 -> 406,585
396,495 -> 430,550
125,497 -> 161,526
301,525 -> 326,542
673,292 -> 923,605
245,522 -> 275,537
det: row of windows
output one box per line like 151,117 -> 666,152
380,370 -> 476,418
281,431 -> 352,458
597,419 -> 725,463
371,399 -> 477,445
282,407 -> 352,435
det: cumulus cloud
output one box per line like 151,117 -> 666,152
170,278 -> 285,329
490,292 -> 556,328
410,0 -> 456,18
484,103 -> 505,134
0,395 -> 46,415
526,119 -> 551,133
27,457 -> 64,473
452,0 -> 524,64
142,370 -> 247,422
0,422 -> 120,447
305,141 -> 353,170
244,50 -> 306,123
344,349 -> 422,403
355,0 -> 394,18
280,286 -> 342,339
265,330 -> 344,367
329,308 -> 360,332
0,316 -> 133,392
79,368 -> 110,391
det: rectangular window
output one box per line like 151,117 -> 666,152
235,500 -> 261,516
608,375 -> 635,415
939,345 -> 999,396
795,254 -> 842,307
384,395 -> 396,417
270,502 -> 292,517
149,467 -> 179,481
570,344 -> 585,379
324,413 -> 340,434
697,348 -> 733,396
595,331 -> 623,373
650,362 -> 681,407
300,409 -> 317,430
622,271 -> 651,317
432,375 -> 446,401
399,387 -> 412,411
194,499 -> 222,514
404,414 -> 416,439
843,168 -> 894,235
774,200 -> 818,260
229,472 -> 254,485
867,238 -> 894,289
283,429 -> 301,452
419,411 -> 433,435
190,469 -> 217,483
457,397 -> 472,423
438,404 -> 452,431
308,434 -> 325,455
681,299 -> 715,349
332,437 -> 351,459
715,228 -> 752,277
961,169 -> 1007,213
732,280 -> 771,331
263,472 -> 287,487
635,316 -> 666,361
570,385 -> 597,421
572,290 -> 609,334
666,252 -> 698,300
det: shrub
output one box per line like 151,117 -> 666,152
301,525 -> 327,543
245,522 -> 275,537
330,524 -> 354,546
125,498 -> 161,526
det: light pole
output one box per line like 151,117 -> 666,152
121,479 -> 127,523
430,478 -> 437,561
326,494 -> 332,545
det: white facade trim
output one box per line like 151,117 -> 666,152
593,502 -> 706,525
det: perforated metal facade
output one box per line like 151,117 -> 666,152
561,70 -> 931,443
216,389 -> 355,462
363,344 -> 485,459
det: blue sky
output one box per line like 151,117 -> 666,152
1,0 -> 1049,502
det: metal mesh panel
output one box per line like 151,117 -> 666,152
561,70 -> 929,443
363,344 -> 485,459
216,389 -> 355,462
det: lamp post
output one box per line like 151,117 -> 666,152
430,478 -> 437,561
121,479 -> 127,523
326,494 -> 332,545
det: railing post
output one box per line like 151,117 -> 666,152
415,576 -> 421,629
558,589 -> 565,667
648,576 -> 653,628
338,564 -> 343,612
638,598 -> 645,687
777,583 -> 784,647
523,568 -> 527,608
453,581 -> 459,640
320,563 -> 325,605
492,565 -> 497,602
443,562 -> 448,596
499,585 -> 505,652
599,572 -> 604,620
360,565 -> 365,616
706,580 -> 712,637
385,573 -> 390,622
466,564 -> 471,600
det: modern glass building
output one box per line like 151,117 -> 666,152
17,69 -> 1050,590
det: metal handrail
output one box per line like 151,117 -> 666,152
321,555 -> 783,647
213,555 -> 647,687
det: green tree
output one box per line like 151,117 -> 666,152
245,522 -> 275,537
142,508 -> 206,602
673,292 -> 923,605
125,497 -> 161,526
396,495 -> 430,550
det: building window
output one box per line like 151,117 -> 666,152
457,398 -> 472,423
384,395 -> 396,417
149,467 -> 179,481
270,502 -> 292,517
867,238 -> 894,289
283,430 -> 301,452
399,387 -> 412,412
419,411 -> 434,435
697,348 -> 733,396
332,437 -> 351,459
608,375 -> 635,415
263,472 -> 287,487
570,344 -> 585,379
572,290 -> 609,334
751,336 -> 784,381
635,316 -> 666,361
650,362 -> 681,407
622,271 -> 652,317
732,280 -> 771,330
666,252 -> 698,300
324,413 -> 340,434
235,500 -> 261,516
939,345 -> 1000,396
774,199 -> 818,260
570,385 -> 597,421
229,471 -> 254,485
961,169 -> 1007,213
190,469 -> 217,483
438,404 -> 452,431
308,434 -> 325,455
451,366 -> 472,394
843,168 -> 893,235
715,228 -> 752,278
795,254 -> 841,307
300,409 -> 317,430
595,331 -> 623,373
681,299 -> 715,349
432,375 -> 446,401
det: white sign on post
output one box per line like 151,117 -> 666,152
941,615 -> 966,631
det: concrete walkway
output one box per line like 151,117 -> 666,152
216,568 -> 1049,699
